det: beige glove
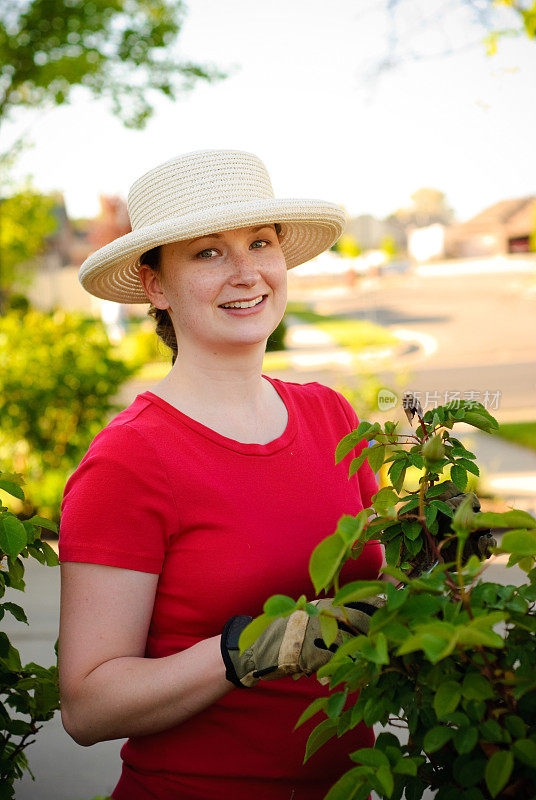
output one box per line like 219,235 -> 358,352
221,597 -> 384,688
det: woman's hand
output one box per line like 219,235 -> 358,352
221,597 -> 384,688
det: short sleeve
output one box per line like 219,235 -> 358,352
59,422 -> 178,573
333,390 -> 379,510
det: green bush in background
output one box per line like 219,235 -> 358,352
0,308 -> 138,521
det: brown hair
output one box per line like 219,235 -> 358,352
140,223 -> 283,365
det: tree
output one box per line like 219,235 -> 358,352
0,0 -> 227,130
0,183 -> 58,302
356,0 -> 536,92
391,187 -> 455,229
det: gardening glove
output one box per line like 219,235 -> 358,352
409,481 -> 496,576
221,597 -> 384,688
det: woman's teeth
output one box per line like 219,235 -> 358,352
220,296 -> 264,309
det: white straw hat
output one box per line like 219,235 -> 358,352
78,149 -> 347,303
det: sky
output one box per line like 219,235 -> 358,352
4,0 -> 536,223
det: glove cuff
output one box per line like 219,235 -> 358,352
221,615 -> 253,688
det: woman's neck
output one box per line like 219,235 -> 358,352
153,344 -> 267,413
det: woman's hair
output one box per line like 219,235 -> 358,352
140,223 -> 283,366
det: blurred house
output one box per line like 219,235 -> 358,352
345,213 -> 407,253
30,195 -> 131,313
407,196 -> 536,262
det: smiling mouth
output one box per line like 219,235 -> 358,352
219,295 -> 265,309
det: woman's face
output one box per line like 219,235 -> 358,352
141,224 -> 288,354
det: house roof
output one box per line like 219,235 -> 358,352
454,196 -> 536,236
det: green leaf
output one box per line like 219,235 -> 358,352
450,464 -> 468,492
37,541 -> 59,566
327,690 -> 347,719
0,480 -> 24,501
320,613 -> 339,648
464,412 -> 499,433
263,595 -> 297,616
434,681 -> 462,718
401,520 -> 422,541
425,504 -> 438,529
28,515 -> 58,534
480,719 -> 504,742
367,444 -> 386,474
474,510 -> 536,530
512,738 -> 536,767
456,458 -> 479,476
462,673 -> 494,701
423,725 -> 453,753
303,718 -> 338,763
389,460 -> 407,492
309,533 -> 346,594
360,632 -> 389,665
323,767 -> 370,800
349,452 -> 368,477
453,726 -> 479,755
393,758 -> 417,776
335,423 -> 373,463
398,495 -> 420,514
384,535 -> 402,566
430,499 -> 454,517
376,764 -> 394,797
499,529 -> 536,557
333,581 -> 385,605
485,750 -> 513,798
238,613 -> 273,652
336,513 -> 366,545
0,515 -> 27,558
2,602 -> 28,624
294,697 -> 328,729
504,715 -> 526,739
350,747 -> 389,767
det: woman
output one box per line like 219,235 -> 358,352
58,149 -> 383,800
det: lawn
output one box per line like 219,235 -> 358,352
285,302 -> 398,352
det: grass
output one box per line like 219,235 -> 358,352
286,302 -> 398,352
495,421 -> 536,454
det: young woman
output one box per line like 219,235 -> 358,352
58,149 -> 383,800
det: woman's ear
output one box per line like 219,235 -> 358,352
138,264 -> 170,310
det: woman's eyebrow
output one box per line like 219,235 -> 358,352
188,225 -> 275,246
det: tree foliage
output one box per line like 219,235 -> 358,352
0,182 -> 58,294
0,0 -> 227,129
0,308 -> 139,519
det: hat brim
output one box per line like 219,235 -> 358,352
79,198 -> 346,303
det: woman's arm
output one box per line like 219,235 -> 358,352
59,562 -> 233,747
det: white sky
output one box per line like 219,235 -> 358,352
4,0 -> 536,223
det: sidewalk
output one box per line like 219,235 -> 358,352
6,435 -> 536,799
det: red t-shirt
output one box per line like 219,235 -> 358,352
59,376 -> 382,800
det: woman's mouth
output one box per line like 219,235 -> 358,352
218,294 -> 269,317
219,294 -> 265,309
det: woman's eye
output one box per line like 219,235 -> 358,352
251,239 -> 268,249
197,248 -> 218,259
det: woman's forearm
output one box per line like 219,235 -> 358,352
61,634 -> 233,746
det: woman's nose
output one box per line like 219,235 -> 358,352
228,251 -> 259,285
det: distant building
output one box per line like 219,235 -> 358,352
444,196 -> 536,258
345,214 -> 407,253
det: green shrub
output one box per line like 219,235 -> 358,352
266,316 -> 287,352
0,308 -> 137,520
0,470 -> 60,798
242,399 -> 536,799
